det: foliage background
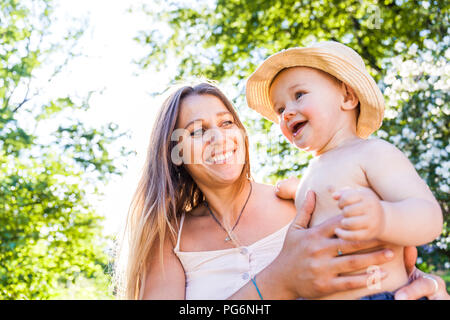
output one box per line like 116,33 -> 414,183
1,0 -> 448,299
0,0 -> 130,299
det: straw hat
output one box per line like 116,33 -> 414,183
245,41 -> 385,138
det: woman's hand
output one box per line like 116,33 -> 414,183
273,190 -> 396,299
394,246 -> 450,300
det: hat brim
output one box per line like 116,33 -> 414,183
246,47 -> 385,139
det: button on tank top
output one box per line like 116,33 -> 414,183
173,213 -> 292,300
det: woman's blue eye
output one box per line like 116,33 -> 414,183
223,120 -> 233,126
277,107 -> 285,115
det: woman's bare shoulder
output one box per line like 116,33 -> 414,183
143,225 -> 185,299
253,182 -> 297,220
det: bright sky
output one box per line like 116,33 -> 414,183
43,0 -> 175,236
30,0 -> 270,237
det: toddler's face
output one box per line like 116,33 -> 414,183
269,66 -> 349,154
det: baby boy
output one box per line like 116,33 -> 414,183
246,41 -> 442,299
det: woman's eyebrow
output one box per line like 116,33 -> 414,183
184,119 -> 202,130
184,111 -> 232,129
216,111 -> 232,117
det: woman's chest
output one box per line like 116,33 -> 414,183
181,199 -> 295,251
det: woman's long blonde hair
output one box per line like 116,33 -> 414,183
113,82 -> 251,299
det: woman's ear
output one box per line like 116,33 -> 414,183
340,82 -> 359,111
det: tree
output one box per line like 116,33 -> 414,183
134,0 -> 449,273
0,0 -> 130,299
376,39 -> 449,272
135,0 -> 447,80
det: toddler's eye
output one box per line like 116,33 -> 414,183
276,107 -> 285,115
295,92 -> 304,100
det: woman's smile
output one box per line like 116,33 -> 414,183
205,148 -> 237,165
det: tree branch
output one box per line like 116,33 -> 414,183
351,17 -> 382,74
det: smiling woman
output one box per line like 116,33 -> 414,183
113,82 -> 252,299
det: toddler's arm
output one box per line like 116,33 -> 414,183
275,176 -> 300,200
337,139 -> 442,246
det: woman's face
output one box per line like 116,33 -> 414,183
174,94 -> 246,188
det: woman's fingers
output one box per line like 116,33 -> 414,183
395,274 -> 447,300
314,214 -> 345,237
330,271 -> 389,293
330,238 -> 385,256
332,249 -> 395,274
292,190 -> 316,229
403,246 -> 418,276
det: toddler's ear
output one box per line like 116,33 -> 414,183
340,82 -> 359,111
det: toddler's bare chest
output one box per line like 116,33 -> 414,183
295,159 -> 369,226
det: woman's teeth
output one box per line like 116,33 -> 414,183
207,150 -> 234,164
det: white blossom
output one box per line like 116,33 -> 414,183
376,129 -> 388,139
395,41 -> 406,52
439,184 -> 449,193
424,39 -> 437,50
390,135 -> 402,145
422,1 -> 430,9
408,43 -> 419,55
401,91 -> 409,100
445,48 -> 450,60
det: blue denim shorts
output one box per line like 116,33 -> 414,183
360,291 -> 428,300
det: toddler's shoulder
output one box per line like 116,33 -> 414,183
359,138 -> 413,171
359,137 -> 402,156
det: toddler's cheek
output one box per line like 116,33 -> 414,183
280,123 -> 293,143
299,103 -> 316,119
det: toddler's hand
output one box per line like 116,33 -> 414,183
275,177 -> 300,200
332,187 -> 386,241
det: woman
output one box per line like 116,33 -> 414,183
114,82 -> 448,300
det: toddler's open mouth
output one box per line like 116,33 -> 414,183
290,120 -> 308,137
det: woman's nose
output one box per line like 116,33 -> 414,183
204,128 -> 234,155
204,127 -> 224,144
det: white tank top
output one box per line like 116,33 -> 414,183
173,213 -> 291,300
